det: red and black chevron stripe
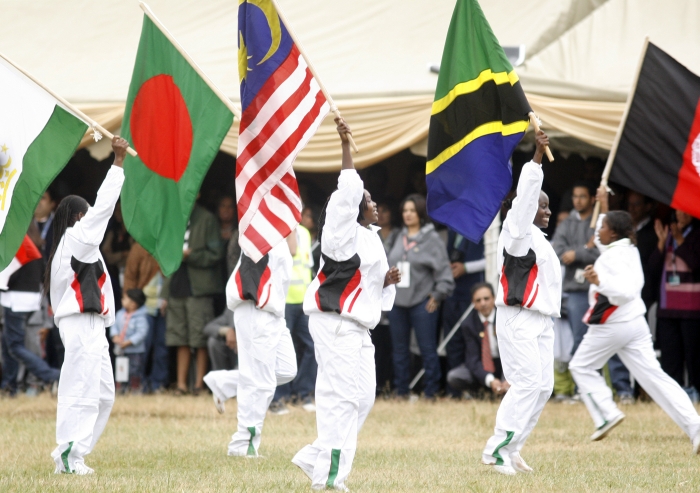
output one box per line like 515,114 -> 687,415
315,253 -> 362,314
235,254 -> 272,308
584,293 -> 618,325
500,248 -> 539,308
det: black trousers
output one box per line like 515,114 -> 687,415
657,317 -> 700,390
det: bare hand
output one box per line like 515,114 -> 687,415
501,380 -> 511,392
425,296 -> 439,313
654,219 -> 668,252
533,130 -> 550,164
560,250 -> 576,265
182,248 -> 192,260
583,264 -> 599,285
111,135 -> 129,167
450,262 -> 466,279
670,222 -> 685,247
38,328 -> 50,344
225,328 -> 237,352
119,339 -> 132,349
335,117 -> 352,144
490,379 -> 507,395
384,266 -> 401,287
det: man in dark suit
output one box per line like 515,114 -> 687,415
446,283 -> 509,396
627,191 -> 658,309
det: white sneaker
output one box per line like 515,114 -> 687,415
510,452 -> 533,473
301,397 -> 316,412
72,463 -> 94,475
212,393 -> 225,414
493,464 -> 517,476
591,413 -> 625,441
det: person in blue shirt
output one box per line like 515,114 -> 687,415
111,289 -> 149,393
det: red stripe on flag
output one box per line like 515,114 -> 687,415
671,98 -> 700,219
258,197 -> 293,239
238,90 -> 327,221
238,45 -> 301,136
270,183 -> 302,222
15,236 -> 41,265
244,224 -> 271,257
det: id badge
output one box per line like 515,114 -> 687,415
397,261 -> 411,288
115,356 -> 130,382
574,268 -> 586,284
668,274 -> 681,286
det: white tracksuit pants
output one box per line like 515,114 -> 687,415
570,316 -> 700,438
292,312 -> 376,491
52,314 -> 115,473
483,307 -> 554,467
203,303 -> 296,457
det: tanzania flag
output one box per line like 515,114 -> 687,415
120,15 -> 234,276
0,58 -> 87,271
610,42 -> 700,219
426,0 -> 531,242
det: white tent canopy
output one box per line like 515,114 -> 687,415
2,0 -> 698,170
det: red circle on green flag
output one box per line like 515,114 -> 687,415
130,74 -> 193,182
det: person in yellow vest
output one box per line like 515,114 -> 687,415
268,224 -> 316,414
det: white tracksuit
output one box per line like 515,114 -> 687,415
569,215 -> 700,439
203,241 -> 297,457
293,169 -> 396,491
482,161 -> 562,468
49,166 -> 123,473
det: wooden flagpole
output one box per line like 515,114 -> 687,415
528,112 -> 555,162
139,2 -> 242,120
0,51 -> 138,157
269,0 -> 359,153
590,36 -> 650,228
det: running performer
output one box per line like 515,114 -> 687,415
569,186 -> 700,450
482,131 -> 561,476
47,136 -> 128,475
203,236 -> 297,457
292,118 -> 400,491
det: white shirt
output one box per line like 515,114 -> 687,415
0,291 -> 41,313
303,169 -> 396,329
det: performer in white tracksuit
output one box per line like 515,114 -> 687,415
482,131 -> 561,475
203,238 -> 297,457
569,187 -> 700,451
47,136 -> 129,475
292,119 -> 400,491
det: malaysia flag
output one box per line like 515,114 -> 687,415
0,235 -> 42,290
236,0 -> 329,262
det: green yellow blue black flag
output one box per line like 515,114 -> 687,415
426,0 -> 531,242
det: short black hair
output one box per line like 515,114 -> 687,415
603,211 -> 636,245
572,181 -> 597,198
471,282 -> 495,299
126,289 -> 146,308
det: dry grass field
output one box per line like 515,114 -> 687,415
0,393 -> 699,492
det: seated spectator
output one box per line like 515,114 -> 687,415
203,308 -> 237,372
111,289 -> 149,393
446,283 -> 509,397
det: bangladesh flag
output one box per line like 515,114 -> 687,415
610,42 -> 700,219
120,15 -> 234,276
0,57 -> 87,271
426,0 -> 531,243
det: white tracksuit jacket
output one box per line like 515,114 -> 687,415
570,214 -> 700,439
483,160 -> 562,469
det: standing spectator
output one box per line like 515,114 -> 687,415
651,210 -> 700,399
551,182 -> 634,402
627,191 -> 658,308
123,243 -> 168,393
33,189 -> 57,257
203,308 -> 236,372
101,202 -> 133,311
443,230 -> 485,398
166,202 -> 224,395
270,224 -> 316,414
446,283 -> 508,397
217,195 -> 237,314
377,202 -> 400,253
1,234 -> 60,397
111,289 -> 149,393
387,194 -> 454,400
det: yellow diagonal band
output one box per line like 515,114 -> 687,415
426,120 -> 529,175
431,69 -> 519,115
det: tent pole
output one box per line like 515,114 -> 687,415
139,2 -> 241,120
0,51 -> 137,157
590,36 -> 650,228
268,0 -> 359,153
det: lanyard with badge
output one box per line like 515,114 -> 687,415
396,235 -> 416,288
669,225 -> 692,286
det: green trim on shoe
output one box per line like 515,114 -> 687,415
492,431 -> 514,466
246,427 -> 256,457
61,441 -> 74,474
326,449 -> 341,488
588,392 -> 609,428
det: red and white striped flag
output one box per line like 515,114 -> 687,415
0,235 -> 42,290
236,1 -> 329,262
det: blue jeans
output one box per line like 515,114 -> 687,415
388,301 -> 441,397
273,304 -> 317,401
442,297 -> 471,397
568,291 -> 632,396
1,307 -> 60,393
144,313 -> 169,391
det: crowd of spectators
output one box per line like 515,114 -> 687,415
1,163 -> 699,410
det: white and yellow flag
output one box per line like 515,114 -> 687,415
0,57 -> 88,270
